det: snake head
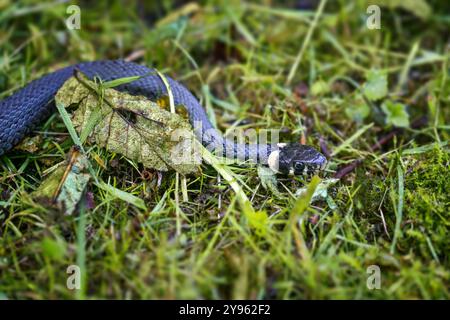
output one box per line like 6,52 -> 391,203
267,142 -> 327,175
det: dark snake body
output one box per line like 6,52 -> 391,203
0,60 -> 273,162
0,60 -> 327,172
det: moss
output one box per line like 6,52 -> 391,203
401,147 -> 449,262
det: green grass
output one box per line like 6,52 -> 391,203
0,0 -> 449,299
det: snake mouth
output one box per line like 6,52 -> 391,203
291,161 -> 327,176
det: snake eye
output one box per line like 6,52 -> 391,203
293,161 -> 305,174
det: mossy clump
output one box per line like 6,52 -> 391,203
401,147 -> 449,262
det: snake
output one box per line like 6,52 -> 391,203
0,60 -> 326,175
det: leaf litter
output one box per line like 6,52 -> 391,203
33,146 -> 90,215
55,71 -> 201,175
33,71 -> 201,213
